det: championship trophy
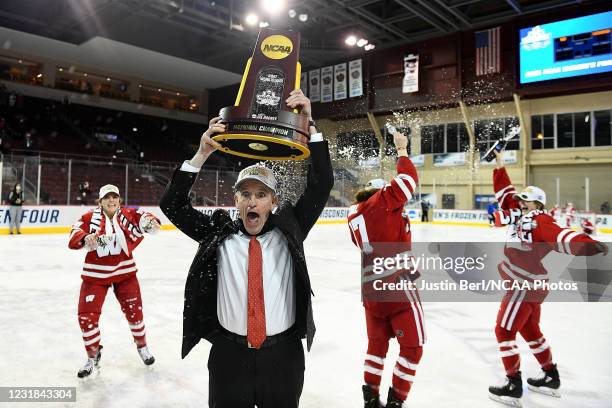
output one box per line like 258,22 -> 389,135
213,29 -> 311,160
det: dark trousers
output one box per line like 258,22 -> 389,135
421,209 -> 428,222
208,333 -> 305,408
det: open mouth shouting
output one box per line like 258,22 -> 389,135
246,209 -> 262,229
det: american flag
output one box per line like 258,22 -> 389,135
475,26 -> 501,76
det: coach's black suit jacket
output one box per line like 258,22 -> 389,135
160,141 -> 333,358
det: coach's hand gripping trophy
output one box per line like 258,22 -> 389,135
214,28 -> 311,160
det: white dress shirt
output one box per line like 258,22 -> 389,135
216,229 -> 295,336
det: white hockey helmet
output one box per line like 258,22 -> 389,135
365,178 -> 386,191
513,186 -> 546,206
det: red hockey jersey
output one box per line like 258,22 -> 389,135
492,167 -> 601,293
68,207 -> 159,284
348,156 -> 419,289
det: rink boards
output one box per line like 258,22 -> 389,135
1,205 -> 611,234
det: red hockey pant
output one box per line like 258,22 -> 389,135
495,292 -> 554,376
363,294 -> 425,401
77,275 -> 147,358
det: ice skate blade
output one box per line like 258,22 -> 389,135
528,384 -> 561,398
77,367 -> 100,382
489,393 -> 522,407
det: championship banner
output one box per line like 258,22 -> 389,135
320,65 -> 333,103
300,71 -> 307,96
333,63 -> 347,100
348,59 -> 363,97
309,69 -> 320,102
402,53 -> 419,93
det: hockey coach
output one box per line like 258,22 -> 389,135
160,89 -> 333,408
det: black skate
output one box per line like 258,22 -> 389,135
386,387 -> 404,407
362,385 -> 382,408
527,365 -> 560,398
489,372 -> 523,407
77,345 -> 103,378
137,346 -> 155,366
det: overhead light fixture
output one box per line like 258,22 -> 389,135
298,13 -> 308,22
261,0 -> 284,14
259,21 -> 270,28
357,38 -> 368,47
132,127 -> 138,132
18,59 -> 22,63
106,77 -> 111,81
176,92 -> 180,96
83,73 -> 88,77
158,88 -> 162,92
364,44 -> 376,51
36,73 -> 42,78
245,13 -> 259,26
345,35 -> 357,46
288,9 -> 296,18
58,67 -> 63,72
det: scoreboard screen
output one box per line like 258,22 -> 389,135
519,11 -> 612,84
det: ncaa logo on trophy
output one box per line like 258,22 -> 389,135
214,29 -> 311,160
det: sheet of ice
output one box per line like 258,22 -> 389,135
0,223 -> 610,407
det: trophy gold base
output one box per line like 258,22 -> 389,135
212,133 -> 310,161
215,106 -> 311,161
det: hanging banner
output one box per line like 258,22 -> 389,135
320,66 -> 334,103
348,59 -> 363,97
334,63 -> 347,100
300,71 -> 307,96
309,69 -> 320,102
402,53 -> 419,93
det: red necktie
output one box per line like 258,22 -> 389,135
247,236 -> 266,349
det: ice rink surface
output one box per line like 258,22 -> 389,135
1,223 -> 611,408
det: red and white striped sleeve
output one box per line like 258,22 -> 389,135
68,214 -> 91,250
493,167 -> 519,211
533,215 -> 602,256
379,156 -> 419,210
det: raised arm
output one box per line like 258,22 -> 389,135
159,117 -> 224,242
493,150 -> 520,211
377,130 -> 418,211
287,89 -> 334,237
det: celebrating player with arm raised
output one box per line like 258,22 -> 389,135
68,185 -> 161,378
348,127 -> 423,408
488,149 -> 608,406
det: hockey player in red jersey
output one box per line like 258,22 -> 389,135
488,150 -> 608,406
549,204 -> 560,224
348,129 -> 424,408
68,184 -> 161,378
581,217 -> 595,235
563,202 -> 576,228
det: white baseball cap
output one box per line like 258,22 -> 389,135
365,178 -> 386,191
514,186 -> 546,205
234,165 -> 277,193
99,184 -> 120,198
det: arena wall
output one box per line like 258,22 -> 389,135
1,206 -> 610,234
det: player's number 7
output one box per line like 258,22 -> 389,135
349,214 -> 373,254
